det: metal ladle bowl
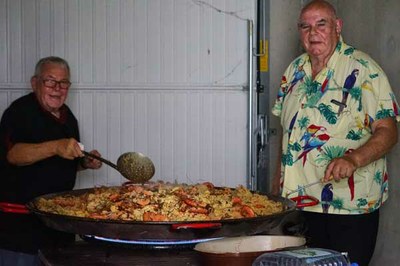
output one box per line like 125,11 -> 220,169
116,152 -> 155,183
82,151 -> 155,183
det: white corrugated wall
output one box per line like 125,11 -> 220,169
0,0 -> 255,188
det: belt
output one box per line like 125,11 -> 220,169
0,202 -> 29,214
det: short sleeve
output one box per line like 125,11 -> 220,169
360,58 -> 400,123
272,68 -> 292,117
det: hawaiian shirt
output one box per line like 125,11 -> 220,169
272,37 -> 400,214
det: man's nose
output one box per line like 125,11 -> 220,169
309,25 -> 318,35
53,82 -> 62,91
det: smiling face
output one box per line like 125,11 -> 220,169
31,62 -> 70,114
298,2 -> 342,62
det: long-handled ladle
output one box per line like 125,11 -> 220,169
82,151 -> 155,183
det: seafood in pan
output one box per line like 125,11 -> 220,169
35,182 -> 283,222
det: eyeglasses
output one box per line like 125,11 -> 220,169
40,78 -> 71,90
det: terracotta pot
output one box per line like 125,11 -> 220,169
194,235 -> 305,266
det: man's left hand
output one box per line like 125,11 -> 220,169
81,150 -> 102,169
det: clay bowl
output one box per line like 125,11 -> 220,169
194,235 -> 305,266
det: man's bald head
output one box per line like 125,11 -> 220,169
300,0 -> 338,21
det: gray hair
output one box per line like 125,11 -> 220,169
33,56 -> 70,78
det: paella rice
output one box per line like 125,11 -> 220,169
35,182 -> 283,222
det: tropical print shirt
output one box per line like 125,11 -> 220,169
272,37 -> 400,214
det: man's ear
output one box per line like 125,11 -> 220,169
31,76 -> 38,91
335,19 -> 343,35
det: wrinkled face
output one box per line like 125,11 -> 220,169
298,5 -> 342,60
31,63 -> 70,113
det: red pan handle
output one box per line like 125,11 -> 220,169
171,223 -> 222,231
290,195 -> 320,208
0,202 -> 30,214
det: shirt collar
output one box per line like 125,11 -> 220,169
326,35 -> 346,70
302,35 -> 347,82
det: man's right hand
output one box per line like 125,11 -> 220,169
55,138 -> 84,160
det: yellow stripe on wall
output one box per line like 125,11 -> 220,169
259,40 -> 268,72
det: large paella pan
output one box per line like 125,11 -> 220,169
27,182 -> 296,240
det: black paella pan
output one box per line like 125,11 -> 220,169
26,186 -> 296,241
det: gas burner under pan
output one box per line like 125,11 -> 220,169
82,235 -> 223,250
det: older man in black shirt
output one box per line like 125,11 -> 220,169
0,56 -> 102,265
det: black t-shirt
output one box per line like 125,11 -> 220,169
0,92 -> 80,253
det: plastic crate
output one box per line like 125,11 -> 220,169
252,248 -> 358,266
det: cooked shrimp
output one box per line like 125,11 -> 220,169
240,205 -> 255,218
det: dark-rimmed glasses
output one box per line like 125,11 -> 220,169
40,78 -> 71,90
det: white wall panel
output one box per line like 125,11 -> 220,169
187,0 -> 200,83
79,0 -> 93,83
161,0 -> 175,83
173,0 -> 188,83
160,92 -> 175,183
77,91 -> 95,188
107,92 -> 123,184
212,93 -> 226,183
187,93 -> 201,180
1,0 -> 255,86
0,0 -> 255,189
9,0 -> 22,83
66,0 -> 80,82
133,0 -> 148,83
93,0 -> 107,84
199,92 -> 213,183
173,93 -> 187,182
107,0 -> 121,83
38,0 -> 51,57
147,92 -> 162,175
52,0 -> 66,57
120,0 -> 135,83
211,0 -> 226,84
199,1 -> 213,83
22,0 -> 37,81
133,93 -> 149,153
147,0 -> 161,83
91,92 -> 109,186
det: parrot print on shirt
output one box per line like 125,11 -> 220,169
321,183 -> 333,213
338,69 -> 359,115
364,113 -> 374,128
320,69 -> 333,94
287,112 -> 299,141
390,93 -> 399,116
382,172 -> 389,194
287,65 -> 305,95
300,124 -> 327,144
297,133 -> 330,166
278,76 -> 287,100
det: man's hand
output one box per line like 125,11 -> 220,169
80,150 -> 102,170
324,155 -> 357,182
324,117 -> 397,182
55,138 -> 84,160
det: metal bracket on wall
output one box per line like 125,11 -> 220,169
268,128 -> 277,136
256,114 -> 267,147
